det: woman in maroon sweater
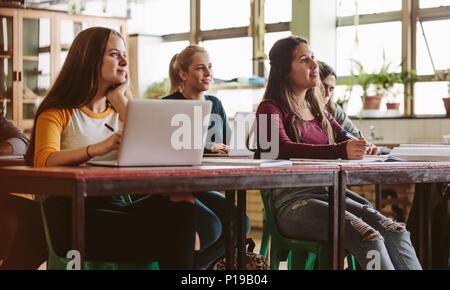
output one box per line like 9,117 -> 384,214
256,36 -> 421,270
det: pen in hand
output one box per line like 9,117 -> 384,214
105,123 -> 115,132
341,130 -> 359,141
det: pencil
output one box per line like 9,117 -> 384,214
104,123 -> 115,132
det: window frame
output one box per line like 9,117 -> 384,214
336,0 -> 450,116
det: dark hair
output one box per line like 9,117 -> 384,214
318,60 -> 337,115
25,27 -> 124,165
263,36 -> 335,144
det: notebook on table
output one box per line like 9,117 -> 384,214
88,99 -> 212,167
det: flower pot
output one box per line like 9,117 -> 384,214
363,96 -> 382,110
386,103 -> 400,110
443,97 -> 450,116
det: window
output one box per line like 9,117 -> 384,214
264,0 -> 291,24
129,0 -> 190,35
416,19 -> 450,75
414,82 -> 448,115
201,0 -> 250,30
336,22 -> 402,76
201,37 -> 253,80
419,0 -> 450,8
337,0 -> 401,17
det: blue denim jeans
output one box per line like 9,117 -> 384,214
268,187 -> 422,270
194,191 -> 251,269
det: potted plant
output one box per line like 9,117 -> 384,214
350,59 -> 380,110
434,69 -> 450,116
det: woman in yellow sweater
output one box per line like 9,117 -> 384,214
25,27 -> 200,269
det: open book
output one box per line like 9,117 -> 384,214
201,158 -> 292,167
390,144 -> 450,162
290,155 -> 390,164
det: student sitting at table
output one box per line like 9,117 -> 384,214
317,60 -> 362,138
0,112 -> 28,156
255,35 -> 421,270
163,45 -> 250,269
24,27 -> 203,269
0,113 -> 47,269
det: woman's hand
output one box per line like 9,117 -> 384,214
346,138 -> 367,160
365,142 -> 380,155
210,143 -> 229,154
106,79 -> 129,119
89,131 -> 122,158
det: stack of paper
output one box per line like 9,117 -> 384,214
390,144 -> 450,162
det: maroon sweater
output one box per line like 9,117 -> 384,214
256,99 -> 350,160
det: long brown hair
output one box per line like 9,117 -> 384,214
318,60 -> 337,116
25,27 -> 125,165
169,45 -> 207,94
263,36 -> 335,144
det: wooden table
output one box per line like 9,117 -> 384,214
0,163 -> 342,269
340,161 -> 450,269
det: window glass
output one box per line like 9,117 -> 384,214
201,0 -> 250,30
419,0 -> 450,8
416,20 -> 450,75
201,37 -> 253,80
129,0 -> 189,35
139,39 -> 190,96
264,0 -> 291,24
337,0 -> 401,17
336,22 -> 402,76
414,82 -> 448,115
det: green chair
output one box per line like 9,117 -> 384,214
259,190 -> 356,270
37,196 -> 159,270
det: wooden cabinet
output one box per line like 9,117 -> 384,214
0,7 -> 127,133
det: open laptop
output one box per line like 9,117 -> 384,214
88,99 -> 212,167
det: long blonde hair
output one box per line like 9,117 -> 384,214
169,45 -> 207,94
263,36 -> 335,144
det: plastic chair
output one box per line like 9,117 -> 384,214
259,190 -> 356,270
37,196 -> 159,270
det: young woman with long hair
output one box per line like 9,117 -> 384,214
164,45 -> 250,269
256,36 -> 421,270
25,27 -> 199,269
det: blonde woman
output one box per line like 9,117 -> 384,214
164,45 -> 250,269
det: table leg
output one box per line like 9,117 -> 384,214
338,171 -> 346,270
329,171 -> 344,270
416,184 -> 425,268
237,190 -> 247,270
224,190 -> 236,270
425,183 -> 433,270
72,191 -> 85,270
